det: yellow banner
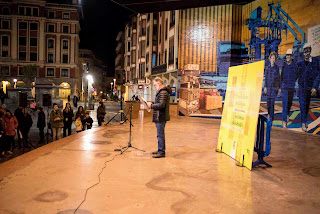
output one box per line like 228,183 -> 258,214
217,61 -> 265,170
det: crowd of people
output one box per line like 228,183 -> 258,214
0,101 -> 106,159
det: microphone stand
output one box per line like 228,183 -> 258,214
117,97 -> 145,154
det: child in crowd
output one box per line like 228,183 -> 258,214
84,112 -> 93,129
75,116 -> 83,133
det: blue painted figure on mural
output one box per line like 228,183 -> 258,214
264,51 -> 281,121
281,49 -> 298,128
297,43 -> 320,132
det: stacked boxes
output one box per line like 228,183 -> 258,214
178,64 -> 201,116
200,89 -> 223,110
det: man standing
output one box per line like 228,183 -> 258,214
50,103 -> 64,141
281,49 -> 298,128
147,77 -> 172,158
37,107 -> 46,144
297,43 -> 320,132
73,94 -> 79,108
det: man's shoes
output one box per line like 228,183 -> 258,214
152,151 -> 158,155
282,121 -> 287,129
152,153 -> 165,158
302,123 -> 308,132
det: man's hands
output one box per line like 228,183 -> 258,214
146,102 -> 152,109
54,117 -> 60,121
264,87 -> 267,94
311,88 -> 317,96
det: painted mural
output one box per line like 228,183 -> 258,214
178,0 -> 320,135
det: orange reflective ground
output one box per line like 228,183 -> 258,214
0,117 -> 319,214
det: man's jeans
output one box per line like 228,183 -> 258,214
155,122 -> 166,155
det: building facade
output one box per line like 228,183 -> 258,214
79,49 -> 108,99
115,31 -> 125,98
0,0 -> 82,101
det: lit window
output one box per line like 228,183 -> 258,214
46,68 -> 55,77
63,13 -> 69,19
61,69 -> 69,77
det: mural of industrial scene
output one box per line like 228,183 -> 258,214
177,0 -> 320,135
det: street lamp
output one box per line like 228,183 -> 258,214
86,74 -> 94,109
113,78 -> 116,88
13,79 -> 17,89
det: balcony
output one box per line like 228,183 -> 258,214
151,64 -> 167,75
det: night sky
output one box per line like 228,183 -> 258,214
79,0 -> 134,74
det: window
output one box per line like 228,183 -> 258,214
30,52 -> 37,61
30,38 -> 37,46
61,69 -> 69,77
26,7 -> 32,16
63,40 -> 69,49
164,50 -> 167,64
1,66 -> 10,76
49,11 -> 55,18
2,51 -> 8,57
169,38 -> 174,65
19,52 -> 26,61
159,25 -> 161,44
19,7 -> 25,15
141,41 -> 145,56
146,53 -> 149,64
19,37 -> 27,46
48,39 -> 54,48
147,27 -> 150,46
165,19 -> 168,40
18,67 -> 24,76
170,11 -> 175,27
63,25 -> 69,33
46,68 -> 55,77
48,24 -> 55,32
2,7 -> 10,15
2,36 -> 9,46
127,56 -> 130,66
128,28 -> 131,37
62,54 -> 68,63
131,51 -> 136,63
2,20 -> 9,29
48,53 -> 54,63
152,53 -> 157,67
33,8 -> 39,16
127,42 -> 131,52
19,22 -> 27,29
30,23 -> 38,30
63,13 -> 69,19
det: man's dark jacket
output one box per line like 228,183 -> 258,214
151,86 -> 172,123
37,111 -> 46,128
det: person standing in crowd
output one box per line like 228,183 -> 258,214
146,77 -> 172,158
73,94 -> 79,108
281,49 -> 298,128
0,116 -> 5,159
297,43 -> 320,132
50,103 -> 64,141
68,95 -> 71,103
97,101 -> 106,126
75,106 -> 86,131
0,89 -> 5,105
20,108 -> 33,147
63,105 -> 73,137
75,117 -> 83,133
84,112 -> 93,129
264,51 -> 281,121
37,107 -> 46,144
14,106 -> 24,148
2,110 -> 18,155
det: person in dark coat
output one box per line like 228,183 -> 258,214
73,95 -> 79,108
0,89 -> 5,105
0,116 -> 5,158
20,108 -> 33,146
97,101 -> 106,126
264,51 -> 281,121
14,106 -> 24,147
37,107 -> 46,144
281,49 -> 298,128
63,106 -> 73,137
147,77 -> 172,158
75,106 -> 86,131
297,43 -> 320,132
84,112 -> 93,129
